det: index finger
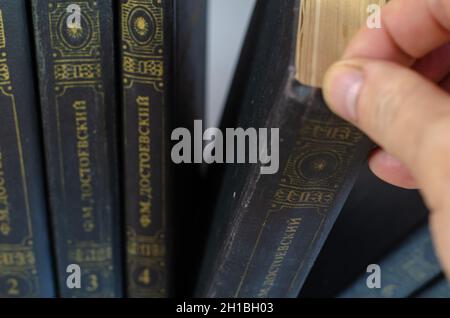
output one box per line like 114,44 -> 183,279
343,0 -> 450,64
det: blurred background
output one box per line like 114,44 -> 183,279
206,0 -> 255,127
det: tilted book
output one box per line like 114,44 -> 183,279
32,0 -> 122,297
197,0 -> 386,298
0,0 -> 55,298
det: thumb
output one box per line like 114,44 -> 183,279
323,59 -> 450,277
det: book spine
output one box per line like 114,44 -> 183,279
339,226 -> 441,298
32,0 -> 122,297
0,0 -> 55,298
197,0 -> 373,298
200,95 -> 373,298
119,0 -> 172,298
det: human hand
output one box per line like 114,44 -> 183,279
323,0 -> 450,276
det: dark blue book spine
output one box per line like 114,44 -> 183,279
417,278 -> 450,298
119,0 -> 173,298
32,0 -> 122,297
0,0 -> 55,297
339,226 -> 441,298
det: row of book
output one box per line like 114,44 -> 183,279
0,0 -> 206,298
1,0 -> 449,298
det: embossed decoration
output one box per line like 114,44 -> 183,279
297,152 -> 339,180
0,63 -> 9,82
0,11 -> 5,49
57,12 -> 93,50
128,7 -> 155,46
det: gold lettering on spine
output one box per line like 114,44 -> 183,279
0,11 -> 4,48
55,63 -> 101,81
236,114 -> 365,296
73,101 -> 95,232
70,246 -> 112,263
0,11 -> 7,86
0,62 -> 10,84
0,9 -> 37,297
137,96 -> 152,228
258,218 -> 302,297
48,1 -> 112,296
122,0 -> 166,297
0,250 -> 35,267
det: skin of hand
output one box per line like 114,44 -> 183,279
323,0 -> 450,278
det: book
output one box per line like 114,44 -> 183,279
120,0 -> 206,297
197,0 -> 386,298
32,0 -> 122,297
119,0 -> 173,298
300,166 -> 428,298
416,276 -> 450,298
339,225 -> 441,298
0,0 -> 55,298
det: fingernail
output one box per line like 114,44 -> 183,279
323,64 -> 364,121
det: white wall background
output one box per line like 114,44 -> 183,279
206,0 -> 256,127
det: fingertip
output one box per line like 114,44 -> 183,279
368,149 -> 419,189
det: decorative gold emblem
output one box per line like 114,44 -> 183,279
122,1 -> 163,89
128,7 -> 155,46
0,11 -> 5,49
58,12 -> 92,50
49,2 -> 100,56
67,25 -> 84,40
49,2 -> 102,88
313,159 -> 327,172
134,16 -> 149,36
0,62 -> 10,83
